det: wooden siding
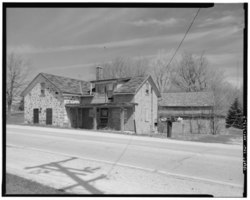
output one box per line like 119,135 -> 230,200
134,80 -> 158,134
124,107 -> 134,131
113,94 -> 134,103
158,106 -> 212,118
159,118 -> 226,135
108,108 -> 121,130
80,96 -> 94,104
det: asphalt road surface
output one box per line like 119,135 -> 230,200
6,125 -> 244,195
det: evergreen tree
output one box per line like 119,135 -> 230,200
225,98 -> 243,129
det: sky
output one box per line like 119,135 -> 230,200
6,4 -> 244,87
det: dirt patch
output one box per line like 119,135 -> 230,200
5,173 -> 71,195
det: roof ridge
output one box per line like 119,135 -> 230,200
161,91 -> 213,94
40,72 -> 88,83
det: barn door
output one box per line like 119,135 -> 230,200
46,108 -> 53,125
33,108 -> 39,124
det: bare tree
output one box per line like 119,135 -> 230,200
172,52 -> 208,92
6,52 -> 30,116
171,52 -> 241,134
102,56 -> 149,79
131,56 -> 149,77
150,50 -> 173,93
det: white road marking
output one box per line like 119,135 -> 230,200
7,143 -> 243,189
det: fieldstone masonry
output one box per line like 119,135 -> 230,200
24,81 -> 80,127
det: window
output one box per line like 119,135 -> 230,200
145,82 -> 149,95
101,108 -> 108,117
40,83 -> 45,96
106,83 -> 113,98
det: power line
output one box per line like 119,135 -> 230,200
166,8 -> 201,68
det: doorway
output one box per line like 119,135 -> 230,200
33,108 -> 39,124
46,108 -> 53,125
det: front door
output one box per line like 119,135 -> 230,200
46,108 -> 53,125
33,108 -> 39,124
99,108 -> 108,128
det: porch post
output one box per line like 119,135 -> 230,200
120,107 -> 124,132
93,107 -> 97,130
75,107 -> 78,128
133,105 -> 137,134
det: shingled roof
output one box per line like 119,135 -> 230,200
159,92 -> 214,107
113,76 -> 146,94
41,73 -> 90,95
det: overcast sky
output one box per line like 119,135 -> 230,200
7,4 -> 244,87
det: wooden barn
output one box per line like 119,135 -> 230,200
158,92 -> 225,136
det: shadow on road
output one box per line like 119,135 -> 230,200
25,157 -> 107,194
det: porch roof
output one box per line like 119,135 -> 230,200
65,102 -> 138,108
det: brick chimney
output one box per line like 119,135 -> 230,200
96,66 -> 103,80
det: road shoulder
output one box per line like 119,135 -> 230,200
7,145 -> 243,196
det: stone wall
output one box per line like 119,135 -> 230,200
24,79 -> 80,127
24,81 -> 64,126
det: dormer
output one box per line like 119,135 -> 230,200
91,79 -> 117,102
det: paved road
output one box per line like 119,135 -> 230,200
6,125 -> 244,190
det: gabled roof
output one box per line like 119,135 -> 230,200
113,76 -> 146,94
41,73 -> 90,95
159,92 -> 214,107
113,75 -> 161,97
21,73 -> 90,96
89,75 -> 161,97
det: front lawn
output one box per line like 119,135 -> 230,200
5,173 -> 71,195
6,112 -> 24,125
171,127 -> 243,145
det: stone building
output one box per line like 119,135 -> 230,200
21,68 -> 160,134
21,73 -> 90,127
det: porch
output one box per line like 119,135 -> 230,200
65,102 -> 137,132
